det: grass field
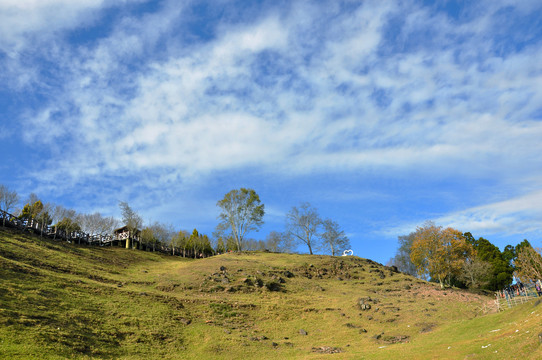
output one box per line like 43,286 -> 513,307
1,228 -> 541,359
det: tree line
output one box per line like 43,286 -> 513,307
388,221 -> 542,290
0,185 -> 351,257
215,188 -> 351,255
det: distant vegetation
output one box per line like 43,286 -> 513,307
389,221 -> 542,291
2,183 -> 541,292
0,185 -> 350,257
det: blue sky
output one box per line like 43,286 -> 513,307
1,0 -> 542,263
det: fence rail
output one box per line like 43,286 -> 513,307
1,208 -> 209,257
1,208 -> 117,247
493,286 -> 541,311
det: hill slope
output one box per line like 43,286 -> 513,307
1,228 -> 541,359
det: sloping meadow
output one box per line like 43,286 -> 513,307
1,228 -> 540,359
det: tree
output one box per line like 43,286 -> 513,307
79,212 -> 118,236
285,202 -> 321,255
459,257 -> 492,289
140,222 -> 171,252
56,216 -> 81,235
140,227 -> 156,251
51,206 -> 79,239
200,234 -> 214,257
514,246 -> 542,283
19,195 -> 43,226
36,202 -> 53,237
515,239 -> 532,254
189,229 -> 201,258
119,201 -> 142,249
0,184 -> 19,226
215,237 -> 226,254
410,222 -> 474,288
389,232 -> 418,276
225,236 -> 239,252
216,188 -> 265,252
502,245 -> 516,265
320,219 -> 350,256
466,234 -> 515,290
154,222 -> 174,252
19,195 -> 51,236
265,231 -> 294,253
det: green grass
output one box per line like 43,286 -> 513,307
1,228 -> 541,359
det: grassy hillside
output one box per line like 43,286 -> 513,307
1,228 -> 541,359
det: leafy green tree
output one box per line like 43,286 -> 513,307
140,227 -> 156,251
467,235 -> 514,290
216,188 -> 265,252
286,202 -> 321,255
19,195 -> 52,236
56,217 -> 81,235
19,198 -> 43,224
502,245 -> 516,265
225,236 -> 238,252
320,219 -> 350,256
515,239 -> 532,254
215,237 -> 226,254
189,229 -> 201,258
200,234 -> 214,257
171,230 -> 189,256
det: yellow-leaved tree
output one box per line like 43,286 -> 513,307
410,222 -> 474,289
514,246 -> 542,283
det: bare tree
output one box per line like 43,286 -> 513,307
459,257 -> 492,289
320,219 -> 350,256
119,201 -> 143,249
49,205 -> 77,239
80,212 -> 118,236
286,202 -> 322,255
514,246 -> 542,283
141,221 -> 174,252
0,184 -> 19,226
265,231 -> 295,253
389,232 -> 418,276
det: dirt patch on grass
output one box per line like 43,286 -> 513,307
417,322 -> 437,333
412,285 -> 488,303
312,346 -> 343,354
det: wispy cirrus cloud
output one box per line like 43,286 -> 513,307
439,189 -> 542,236
2,0 -> 542,246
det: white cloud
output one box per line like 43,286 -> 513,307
438,190 -> 542,236
6,0 -> 541,245
0,0 -> 113,50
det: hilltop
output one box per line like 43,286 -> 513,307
1,228 -> 541,359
